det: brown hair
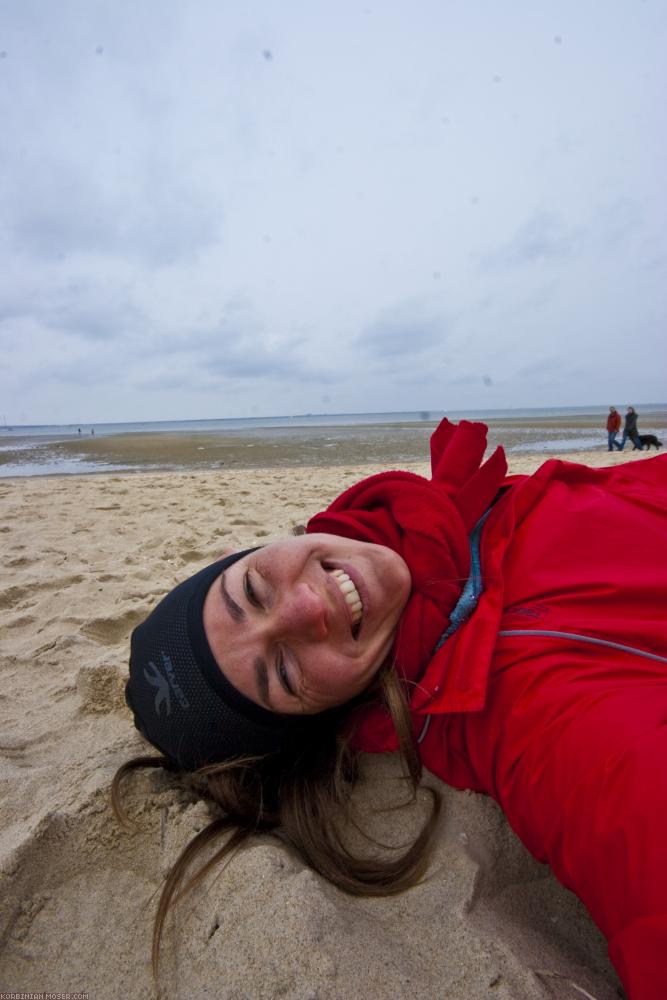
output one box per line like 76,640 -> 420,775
111,663 -> 440,982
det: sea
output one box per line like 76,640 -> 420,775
1,405 -> 665,478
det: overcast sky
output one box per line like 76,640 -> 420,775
1,1 -> 666,424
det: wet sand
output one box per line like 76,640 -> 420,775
0,446 -> 659,998
1,408 -> 666,474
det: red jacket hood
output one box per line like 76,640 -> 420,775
306,418 -> 508,748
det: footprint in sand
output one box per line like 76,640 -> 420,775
5,613 -> 36,631
178,549 -> 209,564
6,556 -> 32,568
80,608 -> 146,645
0,585 -> 33,610
137,537 -> 163,551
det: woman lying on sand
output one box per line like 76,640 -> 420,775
113,418 -> 667,1000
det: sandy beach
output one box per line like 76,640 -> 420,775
0,445 -> 657,999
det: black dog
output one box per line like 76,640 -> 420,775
634,434 -> 663,450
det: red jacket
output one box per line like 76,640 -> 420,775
308,420 -> 667,1000
607,410 -> 621,432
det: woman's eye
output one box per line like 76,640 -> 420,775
243,570 -> 261,608
277,655 -> 294,696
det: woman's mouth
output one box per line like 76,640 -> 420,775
328,568 -> 364,626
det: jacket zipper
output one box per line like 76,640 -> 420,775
497,629 -> 667,664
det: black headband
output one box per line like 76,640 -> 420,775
125,550 -> 316,770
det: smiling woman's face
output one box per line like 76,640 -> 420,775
202,533 -> 412,715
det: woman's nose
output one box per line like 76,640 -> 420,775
272,582 -> 329,641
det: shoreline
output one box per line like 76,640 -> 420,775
0,444 -> 660,483
1,412 -> 665,478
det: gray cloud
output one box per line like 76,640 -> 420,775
516,357 -> 573,379
0,277 -> 144,341
6,158 -> 221,266
205,344 -> 317,382
356,301 -> 448,361
449,373 -> 494,387
132,300 -> 336,391
480,213 -> 583,270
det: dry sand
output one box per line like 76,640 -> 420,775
0,446 -> 653,999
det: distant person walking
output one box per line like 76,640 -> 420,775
619,406 -> 642,451
606,407 -> 621,451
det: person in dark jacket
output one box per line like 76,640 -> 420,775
606,406 -> 621,451
619,406 -> 642,450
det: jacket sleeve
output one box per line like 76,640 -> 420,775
420,454 -> 667,1000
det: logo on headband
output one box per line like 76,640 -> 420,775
144,652 -> 191,716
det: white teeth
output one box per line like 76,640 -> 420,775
329,569 -> 364,625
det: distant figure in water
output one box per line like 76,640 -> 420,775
78,428 -> 81,435
606,407 -> 621,451
91,428 -> 95,436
